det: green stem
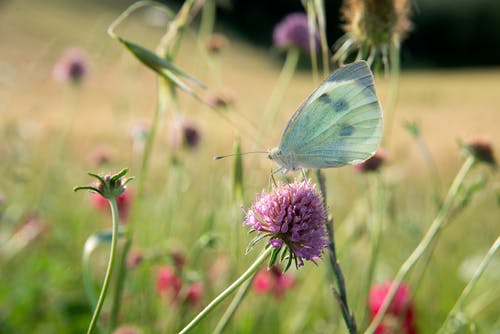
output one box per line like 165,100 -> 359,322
305,0 -> 319,81
256,47 -> 299,148
364,156 -> 475,334
109,236 -> 132,329
437,236 -> 500,333
315,169 -> 358,334
136,79 -> 169,198
362,175 -> 384,321
382,42 -> 401,146
178,247 -> 273,334
313,0 -> 329,76
87,197 -> 120,334
199,0 -> 215,39
212,273 -> 254,334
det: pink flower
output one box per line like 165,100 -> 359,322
112,325 -> 141,334
253,266 -> 295,300
244,179 -> 327,266
185,282 -> 204,306
369,281 -> 417,334
53,47 -> 88,84
90,189 -> 133,221
273,13 -> 319,54
157,266 -> 183,301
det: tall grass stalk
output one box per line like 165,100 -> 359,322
437,236 -> 499,333
304,0 -> 319,81
365,156 -> 476,334
382,42 -> 401,146
362,174 -> 385,319
212,275 -> 254,334
257,47 -> 300,146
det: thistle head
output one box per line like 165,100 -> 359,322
244,179 -> 328,268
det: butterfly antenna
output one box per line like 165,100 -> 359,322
213,151 -> 268,160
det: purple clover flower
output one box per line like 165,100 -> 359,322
244,179 -> 328,266
53,47 -> 88,84
273,12 -> 319,54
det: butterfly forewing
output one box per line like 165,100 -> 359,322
278,61 -> 383,169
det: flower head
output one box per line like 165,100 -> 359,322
244,179 -> 328,267
185,281 -> 204,306
334,0 -> 411,68
273,13 -> 319,54
53,47 -> 88,84
157,266 -> 183,301
169,119 -> 201,150
90,188 -> 133,221
369,281 -> 417,334
464,137 -> 496,166
355,148 -> 387,173
253,265 -> 295,300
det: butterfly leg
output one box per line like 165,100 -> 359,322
300,168 -> 308,181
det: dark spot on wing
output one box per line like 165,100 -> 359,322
340,123 -> 354,136
334,98 -> 348,113
317,93 -> 331,104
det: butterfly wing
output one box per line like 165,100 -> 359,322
278,61 -> 383,169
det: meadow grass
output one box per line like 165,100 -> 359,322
0,1 -> 499,333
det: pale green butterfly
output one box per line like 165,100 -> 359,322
268,60 -> 383,173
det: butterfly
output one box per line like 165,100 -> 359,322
268,61 -> 383,173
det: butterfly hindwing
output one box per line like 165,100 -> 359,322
278,61 -> 383,169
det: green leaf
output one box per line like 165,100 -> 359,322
268,247 -> 281,268
118,38 -> 206,96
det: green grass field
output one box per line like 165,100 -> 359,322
1,1 -> 499,333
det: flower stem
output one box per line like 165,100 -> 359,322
109,236 -> 132,328
87,197 -> 120,334
315,170 -> 358,334
363,175 -> 384,319
178,247 -> 273,334
437,236 -> 500,333
382,41 -> 401,146
365,156 -> 476,334
313,0 -> 329,76
212,273 -> 254,334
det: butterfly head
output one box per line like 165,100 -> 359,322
268,147 -> 298,171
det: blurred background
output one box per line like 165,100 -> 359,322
0,0 -> 498,333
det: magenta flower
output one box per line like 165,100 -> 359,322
273,13 -> 319,54
185,281 -> 204,306
253,265 -> 295,300
156,266 -> 183,301
369,281 -> 417,334
53,47 -> 88,84
244,179 -> 328,266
